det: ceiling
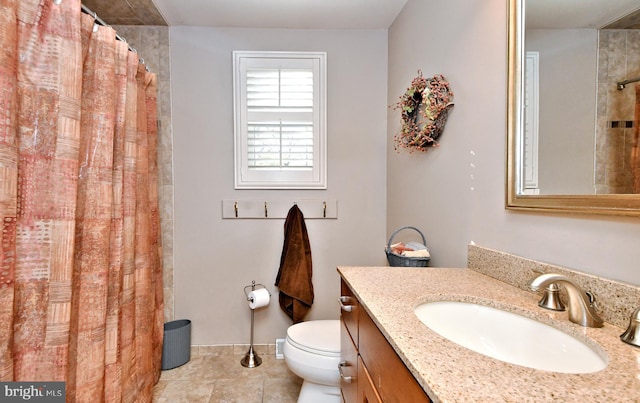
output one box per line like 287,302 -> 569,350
84,0 -> 640,31
83,0 -> 410,30
526,0 -> 640,29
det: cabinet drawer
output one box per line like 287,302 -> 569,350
357,356 -> 382,403
340,320 -> 358,403
340,279 -> 359,346
358,308 -> 431,403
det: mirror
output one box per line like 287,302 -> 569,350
506,0 -> 640,216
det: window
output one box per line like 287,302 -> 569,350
233,51 -> 327,189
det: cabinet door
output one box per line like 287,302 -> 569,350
340,279 -> 359,345
357,356 -> 382,403
340,320 -> 358,403
359,308 -> 431,403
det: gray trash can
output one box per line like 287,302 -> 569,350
161,319 -> 191,370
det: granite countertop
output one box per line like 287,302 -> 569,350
338,266 -> 640,403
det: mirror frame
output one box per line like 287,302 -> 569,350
506,0 -> 640,217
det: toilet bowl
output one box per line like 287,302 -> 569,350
283,320 -> 341,403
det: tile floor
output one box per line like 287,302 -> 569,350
153,345 -> 302,402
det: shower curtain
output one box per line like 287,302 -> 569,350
0,0 -> 164,401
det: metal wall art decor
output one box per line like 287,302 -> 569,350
392,70 -> 454,153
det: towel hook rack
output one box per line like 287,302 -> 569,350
222,199 -> 337,219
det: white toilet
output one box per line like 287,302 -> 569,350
283,320 -> 341,403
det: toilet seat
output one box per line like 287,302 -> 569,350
286,320 -> 340,357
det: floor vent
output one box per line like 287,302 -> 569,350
275,338 -> 285,359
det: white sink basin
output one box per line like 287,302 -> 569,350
414,301 -> 607,374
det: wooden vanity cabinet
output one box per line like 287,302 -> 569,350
340,319 -> 358,403
357,356 -> 382,403
358,305 -> 430,403
340,278 -> 431,403
340,279 -> 358,342
339,279 -> 359,402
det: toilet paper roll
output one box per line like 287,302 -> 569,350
248,288 -> 270,309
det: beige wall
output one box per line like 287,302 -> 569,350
388,0 -> 639,287
169,27 -> 388,345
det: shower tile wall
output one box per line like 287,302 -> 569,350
114,25 -> 175,322
596,29 -> 640,194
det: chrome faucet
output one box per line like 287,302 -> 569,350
620,307 -> 640,347
529,273 -> 604,328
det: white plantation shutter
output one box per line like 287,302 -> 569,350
233,52 -> 327,189
247,69 -> 314,169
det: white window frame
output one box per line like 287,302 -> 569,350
233,51 -> 327,189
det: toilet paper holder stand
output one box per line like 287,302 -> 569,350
241,281 -> 271,368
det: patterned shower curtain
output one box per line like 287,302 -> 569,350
0,0 -> 164,401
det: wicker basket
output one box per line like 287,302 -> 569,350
385,226 -> 430,267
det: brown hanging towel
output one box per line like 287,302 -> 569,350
275,204 -> 314,323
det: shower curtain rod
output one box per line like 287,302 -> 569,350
616,76 -> 640,90
80,3 -> 147,67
